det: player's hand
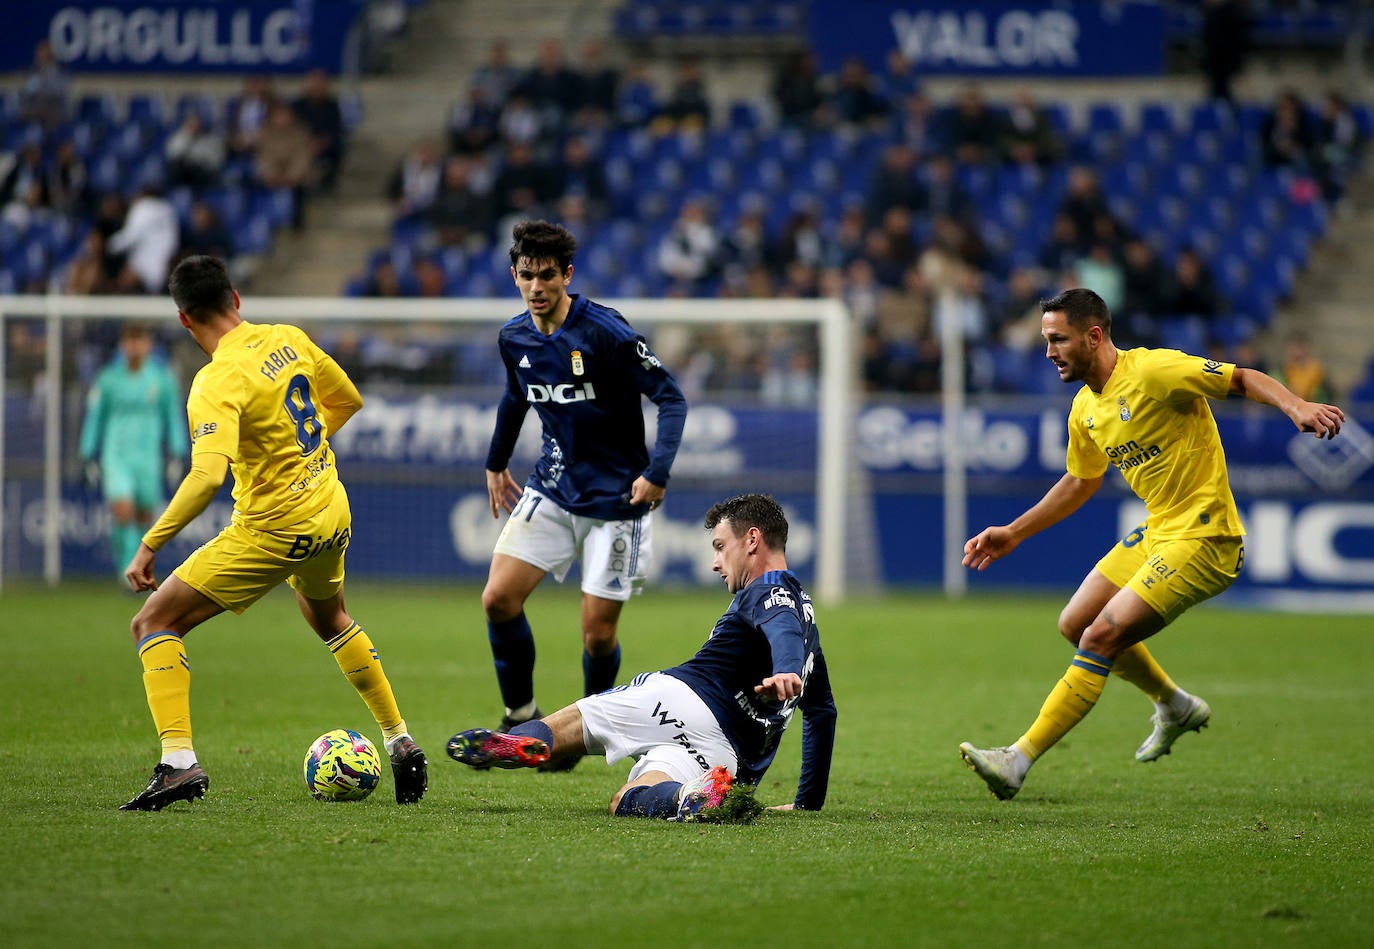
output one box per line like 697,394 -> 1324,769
768,803 -> 796,812
124,543 -> 158,593
486,468 -> 523,518
1292,401 -> 1345,440
83,460 -> 101,491
164,457 -> 185,485
962,525 -> 1020,571
628,475 -> 665,511
755,672 -> 802,702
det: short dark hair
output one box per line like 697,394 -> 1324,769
704,493 -> 788,551
119,322 -> 151,341
168,255 -> 235,322
508,219 -> 577,271
1041,287 -> 1112,336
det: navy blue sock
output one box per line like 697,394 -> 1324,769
487,612 -> 535,709
614,781 -> 683,819
583,643 -> 621,696
508,719 -> 555,753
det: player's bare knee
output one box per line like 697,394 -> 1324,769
582,624 -> 617,655
608,786 -> 630,814
481,585 -> 523,621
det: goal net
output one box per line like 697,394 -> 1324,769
0,294 -> 863,601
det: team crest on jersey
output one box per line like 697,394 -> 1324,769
570,349 -> 585,376
1085,416 -> 1094,430
763,586 -> 795,611
1118,396 -> 1132,422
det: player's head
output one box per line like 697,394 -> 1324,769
168,255 -> 237,324
705,494 -> 788,593
118,322 -> 153,367
509,220 -> 577,321
1040,287 -> 1112,384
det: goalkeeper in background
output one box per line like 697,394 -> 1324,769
80,323 -> 187,581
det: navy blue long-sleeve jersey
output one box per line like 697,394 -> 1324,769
485,294 -> 688,520
665,569 -> 837,811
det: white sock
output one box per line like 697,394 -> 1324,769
505,699 -> 539,722
1010,746 -> 1032,777
162,750 -> 197,770
383,733 -> 411,756
1160,688 -> 1193,719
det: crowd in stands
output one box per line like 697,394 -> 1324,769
0,39 -> 348,303
350,36 -> 1368,401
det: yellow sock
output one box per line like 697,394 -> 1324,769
1111,642 -> 1178,703
1015,649 -> 1113,761
138,633 -> 193,755
327,623 -> 407,743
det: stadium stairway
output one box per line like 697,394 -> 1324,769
1268,161 -> 1374,397
253,0 -> 623,296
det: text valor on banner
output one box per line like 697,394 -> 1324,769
807,0 -> 1164,77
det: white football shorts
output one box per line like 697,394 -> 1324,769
576,672 -> 738,786
493,487 -> 652,601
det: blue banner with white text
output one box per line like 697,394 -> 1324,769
0,1 -> 364,73
807,0 -> 1165,77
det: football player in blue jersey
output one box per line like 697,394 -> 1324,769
448,493 -> 837,820
480,220 -> 689,762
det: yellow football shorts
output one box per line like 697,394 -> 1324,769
1095,523 -> 1245,625
173,481 -> 352,614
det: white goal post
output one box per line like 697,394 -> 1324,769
0,294 -> 854,601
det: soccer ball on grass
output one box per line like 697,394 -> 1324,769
304,728 -> 382,801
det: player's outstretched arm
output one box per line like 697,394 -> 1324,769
963,472 -> 1103,571
485,467 -> 523,518
131,453 -> 229,590
1230,366 -> 1345,439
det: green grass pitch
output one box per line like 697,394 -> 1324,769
3,581 -> 1370,947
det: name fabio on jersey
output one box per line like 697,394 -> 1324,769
258,345 -> 300,382
526,382 -> 597,403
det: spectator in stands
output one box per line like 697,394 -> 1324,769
880,49 -> 920,102
1059,166 -> 1113,238
773,207 -> 828,275
413,257 -> 447,298
1274,331 -> 1334,402
165,112 -> 226,191
771,50 -> 826,128
657,197 -> 721,292
878,205 -> 920,273
362,259 -> 406,297
1,180 -> 48,231
862,227 -> 907,288
994,266 -> 1048,348
840,258 -> 881,329
448,85 -> 503,156
471,39 -> 521,106
108,184 -> 180,294
1313,90 -> 1362,204
1039,211 -> 1084,275
721,202 -> 772,283
1117,237 -> 1169,347
429,155 -> 492,249
864,144 -> 922,225
1261,90 -> 1315,170
66,230 -> 136,295
891,89 -> 946,156
1163,247 -> 1220,318
657,63 -> 711,132
47,140 -> 90,218
1,143 -> 46,208
1200,0 -> 1249,104
515,39 -> 582,132
553,136 -> 609,220
178,202 -> 234,261
1002,88 -> 1060,167
18,40 -> 68,127
822,203 -> 868,270
575,39 -> 620,128
761,347 -> 819,407
254,102 -> 314,228
947,84 -> 1002,164
491,141 -> 556,227
228,76 -> 277,158
616,63 -> 660,130
1073,243 -> 1125,314
827,57 -> 889,129
293,69 -> 346,192
499,92 -> 547,149
921,154 -> 973,222
387,140 -> 443,219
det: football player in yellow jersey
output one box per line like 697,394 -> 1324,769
958,288 -> 1345,800
118,255 -> 428,811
